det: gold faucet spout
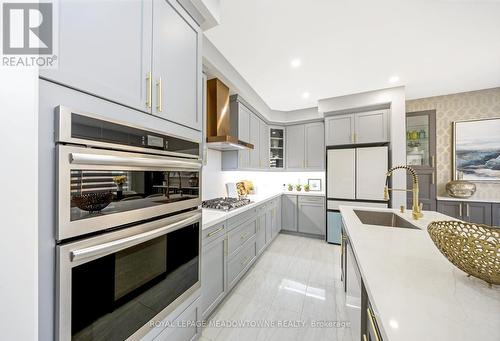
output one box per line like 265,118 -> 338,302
384,165 -> 423,220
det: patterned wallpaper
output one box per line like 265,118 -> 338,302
406,87 -> 500,200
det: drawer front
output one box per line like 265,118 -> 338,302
154,298 -> 199,341
202,222 -> 226,246
298,195 -> 325,204
227,218 -> 257,255
227,208 -> 257,230
227,237 -> 257,288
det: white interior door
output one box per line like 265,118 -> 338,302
327,149 -> 355,199
356,146 -> 388,200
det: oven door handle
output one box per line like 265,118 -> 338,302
70,212 -> 201,262
70,153 -> 202,170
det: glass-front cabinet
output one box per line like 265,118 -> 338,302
405,110 -> 437,211
406,111 -> 436,168
269,127 -> 285,168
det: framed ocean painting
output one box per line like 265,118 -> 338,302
453,117 -> 500,182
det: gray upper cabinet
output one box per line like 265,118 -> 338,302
260,121 -> 270,169
286,123 -> 325,170
324,110 -> 389,146
305,122 -> 325,169
325,114 -> 353,146
238,104 -> 251,168
286,125 -> 306,169
249,115 -> 261,169
40,0 -> 153,113
153,0 -> 201,130
298,196 -> 325,236
354,110 -> 389,144
282,195 -> 298,231
201,233 -> 226,320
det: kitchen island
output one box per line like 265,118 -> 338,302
340,206 -> 500,341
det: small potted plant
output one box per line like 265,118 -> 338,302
287,183 -> 293,191
296,184 -> 302,192
304,184 -> 310,192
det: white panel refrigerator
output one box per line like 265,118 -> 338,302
326,145 -> 389,244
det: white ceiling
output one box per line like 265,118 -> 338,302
204,0 -> 500,111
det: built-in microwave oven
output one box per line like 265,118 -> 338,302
55,106 -> 202,241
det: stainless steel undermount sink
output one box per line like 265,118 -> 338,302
354,210 -> 420,229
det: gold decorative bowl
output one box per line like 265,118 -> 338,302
427,221 -> 500,286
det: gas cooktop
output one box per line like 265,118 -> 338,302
202,197 -> 252,211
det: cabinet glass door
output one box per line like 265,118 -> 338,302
406,114 -> 431,167
270,128 -> 284,168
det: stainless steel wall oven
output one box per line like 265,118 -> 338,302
55,107 -> 202,341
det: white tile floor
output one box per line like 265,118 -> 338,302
201,234 -> 353,341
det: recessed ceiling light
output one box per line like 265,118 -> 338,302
291,58 -> 302,68
389,75 -> 400,83
302,92 -> 310,99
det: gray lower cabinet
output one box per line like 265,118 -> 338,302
266,206 -> 273,242
466,202 -> 492,225
493,204 -> 500,227
282,195 -> 298,231
256,213 -> 266,255
298,196 -> 326,236
227,237 -> 257,289
201,224 -> 227,320
437,201 -> 462,219
437,200 -> 492,225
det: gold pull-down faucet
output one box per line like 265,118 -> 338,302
384,165 -> 424,220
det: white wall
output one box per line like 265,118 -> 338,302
318,86 -> 407,207
0,69 -> 38,341
202,149 -> 325,199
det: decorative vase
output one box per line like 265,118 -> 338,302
117,183 -> 124,199
446,180 -> 476,198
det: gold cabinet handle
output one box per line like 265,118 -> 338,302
431,155 -> 435,168
156,77 -> 162,112
224,236 -> 228,256
466,203 -> 470,217
367,307 -> 381,341
459,203 -> 463,217
146,72 -> 152,109
363,335 -> 368,341
431,172 -> 435,185
207,226 -> 224,238
353,132 -> 357,143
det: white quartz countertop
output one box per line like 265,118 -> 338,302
339,205 -> 500,341
202,192 -> 283,230
437,195 -> 500,204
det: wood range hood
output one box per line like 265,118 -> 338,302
206,78 -> 254,151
